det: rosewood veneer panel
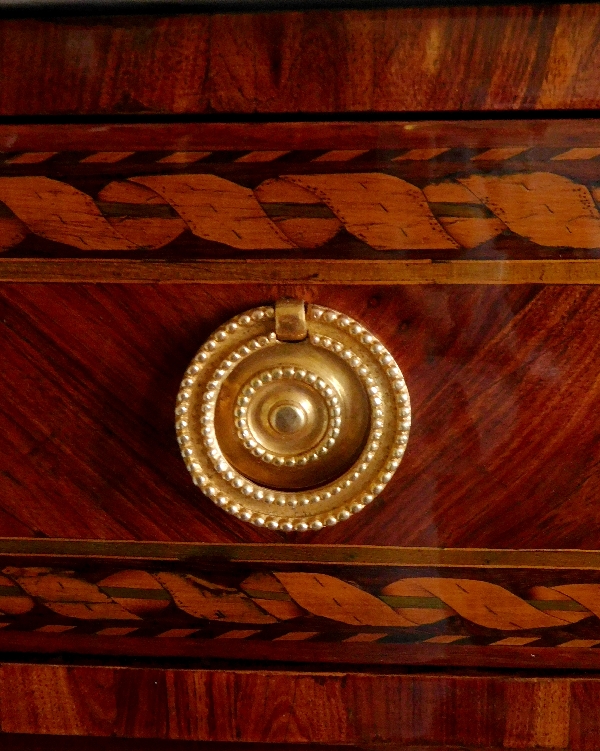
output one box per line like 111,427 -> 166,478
1,283 -> 600,548
0,4 -> 599,115
3,0 -> 600,738
0,664 -> 595,748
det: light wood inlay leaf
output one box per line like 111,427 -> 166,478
407,578 -> 568,630
284,173 -> 459,250
274,572 -> 418,626
132,174 -> 295,250
0,177 -> 138,251
154,572 -> 277,623
460,172 -> 600,248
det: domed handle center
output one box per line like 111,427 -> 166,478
269,402 -> 307,434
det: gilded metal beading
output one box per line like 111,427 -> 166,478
175,302 -> 410,532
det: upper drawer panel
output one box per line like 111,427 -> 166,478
0,4 -> 598,115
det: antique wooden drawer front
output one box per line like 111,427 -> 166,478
2,283 -> 600,669
2,120 -> 600,671
2,281 -> 598,549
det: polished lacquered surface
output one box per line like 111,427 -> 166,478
2,2 -> 600,744
2,282 -> 599,550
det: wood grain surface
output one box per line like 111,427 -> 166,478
0,740 -> 380,751
3,0 -> 600,737
0,663 -> 595,749
0,4 -> 599,115
1,283 -> 600,550
4,163 -> 600,255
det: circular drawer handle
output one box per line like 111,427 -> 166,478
176,300 -> 410,532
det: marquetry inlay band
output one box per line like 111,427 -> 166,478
175,303 -> 410,531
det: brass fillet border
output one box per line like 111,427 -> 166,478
2,539 -> 600,568
2,259 -> 600,284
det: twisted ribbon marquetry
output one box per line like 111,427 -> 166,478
0,568 -> 598,632
1,171 -> 600,252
